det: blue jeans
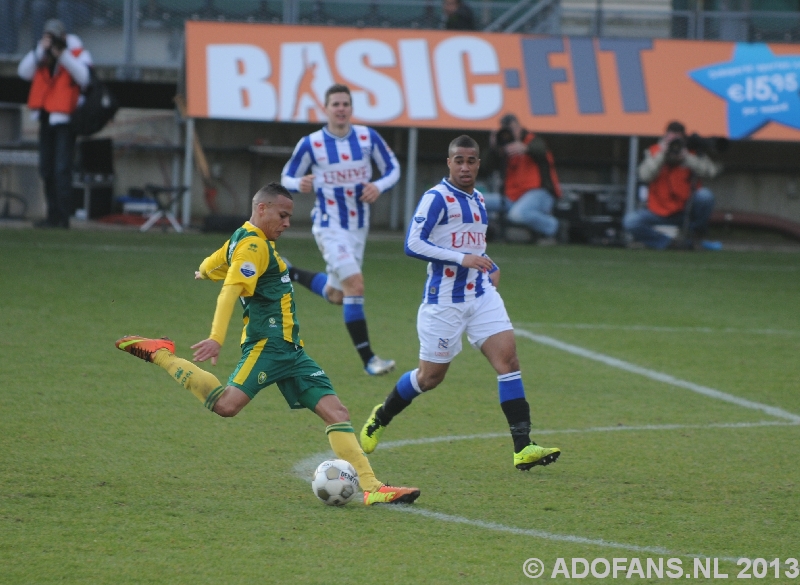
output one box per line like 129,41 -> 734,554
622,188 -> 715,249
39,120 -> 76,227
483,188 -> 558,237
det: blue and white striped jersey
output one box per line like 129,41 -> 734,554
281,125 -> 400,230
405,178 -> 496,305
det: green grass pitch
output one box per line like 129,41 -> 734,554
1,228 -> 798,584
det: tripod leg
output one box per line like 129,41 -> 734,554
140,211 -> 164,232
166,212 -> 183,233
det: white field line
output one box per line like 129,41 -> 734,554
515,322 -> 800,337
514,329 -> 800,423
293,420 -> 800,561
387,506 -> 747,562
294,421 -> 797,476
357,420 -> 798,450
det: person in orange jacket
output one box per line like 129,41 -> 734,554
624,121 -> 720,249
483,114 -> 566,244
18,18 -> 92,228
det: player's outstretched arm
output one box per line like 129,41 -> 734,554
196,244 -> 231,281
194,282 -> 245,365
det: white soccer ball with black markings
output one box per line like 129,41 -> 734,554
311,459 -> 359,506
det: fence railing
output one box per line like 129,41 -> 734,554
1,0 -> 798,73
556,7 -> 800,41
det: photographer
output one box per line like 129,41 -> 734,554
17,19 -> 92,229
483,114 -> 565,244
623,121 -> 720,250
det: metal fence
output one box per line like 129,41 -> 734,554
558,7 -> 800,41
1,0 -> 798,70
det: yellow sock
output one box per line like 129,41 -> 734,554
152,349 -> 225,411
326,423 -> 382,492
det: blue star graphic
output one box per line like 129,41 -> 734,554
689,43 -> 800,139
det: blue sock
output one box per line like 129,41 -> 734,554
343,296 -> 365,323
497,371 -> 525,403
395,370 -> 421,402
310,273 -> 327,298
343,297 -> 373,365
498,372 -> 530,452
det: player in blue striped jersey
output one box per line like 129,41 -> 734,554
281,84 -> 399,377
360,135 -> 561,471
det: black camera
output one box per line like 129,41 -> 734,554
495,127 -> 514,148
686,133 -> 729,156
664,136 -> 686,165
46,33 -> 67,55
667,136 -> 686,155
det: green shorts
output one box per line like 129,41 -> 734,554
228,338 -> 336,410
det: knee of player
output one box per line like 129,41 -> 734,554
341,273 -> 365,297
418,372 -> 445,392
504,355 -> 521,373
326,288 -> 344,305
213,402 -> 241,418
328,401 -> 351,423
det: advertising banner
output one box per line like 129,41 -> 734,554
186,21 -> 800,141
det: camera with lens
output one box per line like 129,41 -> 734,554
686,133 -> 729,157
46,33 -> 67,56
495,127 -> 515,148
665,136 -> 686,165
667,136 -> 685,155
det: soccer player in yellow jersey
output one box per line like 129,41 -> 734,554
116,182 -> 419,506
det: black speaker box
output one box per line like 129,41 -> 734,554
72,186 -> 113,219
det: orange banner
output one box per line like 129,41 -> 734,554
185,21 -> 800,141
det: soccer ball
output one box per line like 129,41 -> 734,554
311,459 -> 359,506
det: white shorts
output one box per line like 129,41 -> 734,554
417,288 -> 513,363
311,226 -> 367,290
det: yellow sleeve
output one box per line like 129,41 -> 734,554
209,283 -> 244,345
197,241 -> 231,282
223,237 -> 270,297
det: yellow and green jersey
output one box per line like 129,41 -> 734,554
199,221 -> 302,347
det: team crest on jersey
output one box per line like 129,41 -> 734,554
268,317 -> 277,328
240,262 -> 256,278
248,243 -> 258,252
258,372 -> 267,384
414,215 -> 425,223
438,338 -> 450,349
